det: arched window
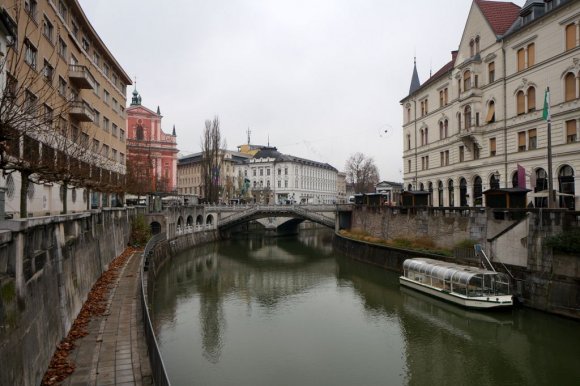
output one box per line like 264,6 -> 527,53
473,176 -> 483,206
419,182 -> 424,191
566,23 -> 577,51
420,129 -> 424,146
527,87 -> 536,112
424,127 -> 428,145
459,178 -> 467,206
438,181 -> 444,207
475,36 -> 480,54
534,168 -> 548,208
486,100 -> 496,123
439,121 -> 444,139
464,105 -> 472,130
565,72 -> 576,102
428,182 -> 433,206
458,113 -> 462,131
136,124 -> 144,140
490,174 -> 500,190
469,39 -> 475,57
559,165 -> 575,210
512,171 -> 519,188
408,183 -> 412,191
448,180 -> 454,207
464,70 -> 471,91
444,119 -> 448,137
516,90 -> 526,115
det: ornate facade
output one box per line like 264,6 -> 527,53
126,90 -> 178,193
401,0 -> 580,209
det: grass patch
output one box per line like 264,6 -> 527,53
339,230 -> 451,256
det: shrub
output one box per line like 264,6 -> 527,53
455,239 -> 478,249
130,214 -> 151,247
545,229 -> 580,254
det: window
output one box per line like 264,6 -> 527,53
24,90 -> 37,111
267,168 -> 270,176
473,144 -> 480,160
444,88 -> 448,105
475,36 -> 480,54
92,139 -> 99,153
470,39 -> 475,57
103,89 -> 110,104
408,159 -> 412,172
259,168 -> 263,176
486,101 -> 495,123
565,73 -> 576,102
444,119 -> 448,137
284,180 -> 288,188
407,134 -> 411,150
425,155 -> 429,170
112,98 -> 118,112
103,63 -> 110,77
518,131 -> 526,151
94,110 -> 100,127
463,70 -> 471,91
421,101 -> 425,116
25,0 -> 37,20
112,149 -> 117,162
93,81 -> 100,96
93,51 -> 100,66
43,60 -> 53,82
277,168 -> 281,176
103,117 -> 109,132
527,43 -> 535,67
527,87 -> 536,112
112,123 -> 118,137
43,104 -> 53,127
285,167 -> 288,175
459,146 -> 464,162
277,180 -> 281,188
82,37 -> 90,51
24,39 -> 37,69
488,62 -> 495,83
439,90 -> 444,107
566,23 -> 577,51
120,129 -> 125,142
528,129 -> 537,149
406,107 -> 411,122
516,90 -> 525,115
566,120 -> 577,143
58,76 -> 66,96
490,138 -> 496,156
464,105 -> 472,129
58,0 -> 67,20
102,144 -> 109,158
448,180 -> 454,207
517,48 -> 525,71
58,37 -> 67,59
439,121 -> 444,139
43,16 -> 54,42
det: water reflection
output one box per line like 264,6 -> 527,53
152,230 -> 580,386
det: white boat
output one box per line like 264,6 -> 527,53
399,258 -> 513,309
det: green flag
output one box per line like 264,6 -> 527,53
542,87 -> 550,121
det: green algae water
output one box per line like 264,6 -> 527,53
152,230 -> 580,386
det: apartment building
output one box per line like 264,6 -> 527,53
0,0 -> 131,217
401,0 -> 580,209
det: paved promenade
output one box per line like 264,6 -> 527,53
62,251 -> 152,386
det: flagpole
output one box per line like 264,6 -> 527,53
544,87 -> 555,209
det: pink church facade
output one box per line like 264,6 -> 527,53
126,89 -> 178,193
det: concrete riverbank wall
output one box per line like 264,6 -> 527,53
338,207 -> 580,320
0,208 -> 137,386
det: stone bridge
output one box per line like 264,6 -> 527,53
149,204 -> 353,238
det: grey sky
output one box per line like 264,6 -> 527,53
79,0 -> 526,181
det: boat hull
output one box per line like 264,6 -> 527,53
399,276 -> 513,309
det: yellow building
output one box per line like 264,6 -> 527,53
1,0 -> 131,217
401,0 -> 580,209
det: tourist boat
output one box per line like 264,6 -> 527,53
399,258 -> 513,309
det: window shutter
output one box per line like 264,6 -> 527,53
517,49 -> 525,71
565,73 -> 576,101
518,132 -> 526,147
517,91 -> 525,114
528,87 -> 536,111
486,102 -> 495,122
527,43 -> 535,67
566,24 -> 576,51
490,138 -> 496,153
567,120 -> 577,137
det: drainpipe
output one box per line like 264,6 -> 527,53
414,98 -> 418,191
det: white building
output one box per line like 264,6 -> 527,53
401,0 -> 580,209
238,146 -> 338,204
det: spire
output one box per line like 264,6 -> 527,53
157,106 -> 161,115
131,76 -> 141,106
172,124 -> 176,136
409,57 -> 421,95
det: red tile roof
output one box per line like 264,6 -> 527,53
475,0 -> 521,36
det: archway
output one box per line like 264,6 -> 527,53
206,214 -> 214,226
196,215 -> 203,225
534,168 -> 548,208
177,216 -> 184,228
150,221 -> 161,235
438,181 -> 444,207
558,165 -> 575,210
473,176 -> 482,206
490,174 -> 500,190
428,182 -> 433,206
459,178 -> 468,206
448,179 -> 454,207
187,215 -> 193,226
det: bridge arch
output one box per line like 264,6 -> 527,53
150,221 -> 162,235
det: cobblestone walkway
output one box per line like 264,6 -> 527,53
62,252 -> 152,386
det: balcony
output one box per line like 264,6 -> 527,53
68,65 -> 95,89
69,100 -> 95,122
458,126 -> 483,148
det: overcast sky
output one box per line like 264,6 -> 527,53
79,0 -> 526,181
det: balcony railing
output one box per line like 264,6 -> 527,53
69,100 -> 95,122
68,65 -> 95,89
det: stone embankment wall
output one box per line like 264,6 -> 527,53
0,209 -> 137,386
340,207 -> 580,320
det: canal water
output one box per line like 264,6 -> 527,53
152,229 -> 580,386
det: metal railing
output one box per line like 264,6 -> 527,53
140,233 -> 171,386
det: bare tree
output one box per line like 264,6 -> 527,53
0,2 -> 81,217
200,116 -> 226,203
345,152 -> 380,193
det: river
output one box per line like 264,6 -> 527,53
152,229 -> 580,386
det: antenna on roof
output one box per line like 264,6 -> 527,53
430,58 -> 432,77
247,127 -> 251,144
268,134 -> 270,147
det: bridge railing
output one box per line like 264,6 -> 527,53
140,234 -> 171,386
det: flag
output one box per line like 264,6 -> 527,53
517,164 -> 526,189
542,87 -> 550,121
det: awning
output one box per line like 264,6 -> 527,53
486,103 -> 495,123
